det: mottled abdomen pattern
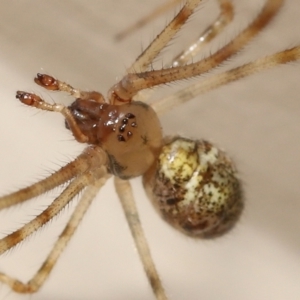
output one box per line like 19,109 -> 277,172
143,137 -> 243,238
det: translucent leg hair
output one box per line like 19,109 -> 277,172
110,0 -> 284,103
0,147 -> 110,293
152,46 -> 300,114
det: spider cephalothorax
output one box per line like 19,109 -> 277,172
68,97 -> 163,178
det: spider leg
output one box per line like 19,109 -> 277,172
116,0 -> 233,46
115,0 -> 182,41
0,167 -> 110,293
0,150 -> 106,256
152,47 -> 300,114
126,0 -> 204,74
0,166 -> 110,293
110,0 -> 284,102
110,0 -> 203,105
133,0 -> 234,102
171,0 -> 234,68
0,146 -> 105,210
114,177 -> 168,300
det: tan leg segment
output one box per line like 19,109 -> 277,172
111,0 -> 283,101
114,177 -> 168,300
171,0 -> 234,67
133,0 -> 233,102
127,0 -> 203,74
153,47 -> 300,114
0,167 -> 110,293
0,172 -> 89,256
115,0 -> 182,41
0,146 -> 103,210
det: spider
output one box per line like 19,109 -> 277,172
0,0 -> 300,300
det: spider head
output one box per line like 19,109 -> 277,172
68,99 -> 163,179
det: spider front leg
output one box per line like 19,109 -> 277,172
110,0 -> 284,103
116,0 -> 233,46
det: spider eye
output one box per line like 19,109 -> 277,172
143,137 -> 243,238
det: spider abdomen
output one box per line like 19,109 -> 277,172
143,137 -> 243,238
